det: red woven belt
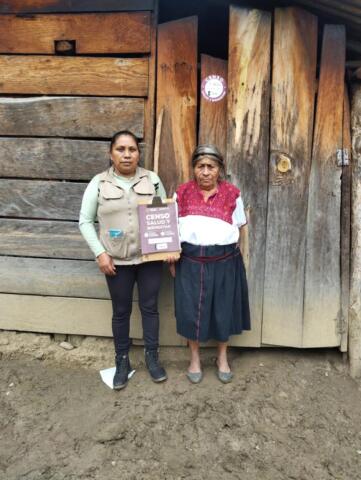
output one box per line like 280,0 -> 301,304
182,250 -> 239,263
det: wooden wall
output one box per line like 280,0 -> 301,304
0,0 -> 183,344
0,1 -> 351,350
202,7 -> 347,349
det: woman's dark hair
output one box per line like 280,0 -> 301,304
109,130 -> 140,151
191,144 -> 225,176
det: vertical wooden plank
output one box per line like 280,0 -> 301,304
144,9 -> 158,170
349,83 -> 361,377
199,54 -> 228,157
262,7 -> 317,347
341,87 -> 352,352
303,25 -> 345,347
226,7 -> 272,348
156,16 -> 197,195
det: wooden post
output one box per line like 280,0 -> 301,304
153,108 -> 164,175
349,83 -> 361,378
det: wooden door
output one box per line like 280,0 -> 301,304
262,10 -> 346,347
197,7 -> 347,348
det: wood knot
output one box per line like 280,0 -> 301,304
270,151 -> 295,186
276,154 -> 292,173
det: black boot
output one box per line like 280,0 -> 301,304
113,354 -> 131,390
145,349 -> 167,383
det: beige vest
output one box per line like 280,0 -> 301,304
97,167 -> 156,265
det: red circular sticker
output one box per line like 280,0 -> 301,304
201,75 -> 227,102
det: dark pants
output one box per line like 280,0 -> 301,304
105,262 -> 163,355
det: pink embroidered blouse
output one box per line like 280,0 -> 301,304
175,180 -> 247,246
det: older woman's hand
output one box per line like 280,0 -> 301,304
164,255 -> 178,278
97,252 -> 116,276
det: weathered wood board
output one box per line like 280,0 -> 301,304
340,88 -> 352,352
156,16 -> 197,195
0,138 -> 108,180
0,138 -> 145,180
0,97 -> 144,138
0,13 -> 151,54
0,248 -> 153,305
0,256 -> 109,299
0,179 -> 85,220
349,83 -> 361,377
0,288 -> 182,346
226,6 -> 271,348
0,219 -> 92,260
303,25 -> 345,347
0,0 -> 155,13
199,54 -> 228,157
262,7 -> 317,347
0,294 -> 114,337
0,56 -> 148,96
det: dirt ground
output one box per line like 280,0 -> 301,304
1,331 -> 361,480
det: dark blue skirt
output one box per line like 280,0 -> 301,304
175,242 -> 251,342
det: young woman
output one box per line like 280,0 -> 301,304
79,130 -> 167,390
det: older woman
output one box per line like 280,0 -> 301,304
173,145 -> 250,384
79,130 -> 167,390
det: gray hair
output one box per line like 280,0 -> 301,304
191,144 -> 225,176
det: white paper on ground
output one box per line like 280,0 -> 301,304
99,366 -> 136,389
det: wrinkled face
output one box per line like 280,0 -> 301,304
110,134 -> 140,177
193,156 -> 221,190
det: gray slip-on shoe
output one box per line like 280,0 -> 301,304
186,371 -> 203,384
217,370 -> 233,384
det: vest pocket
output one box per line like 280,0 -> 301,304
102,230 -> 128,259
99,183 -> 124,201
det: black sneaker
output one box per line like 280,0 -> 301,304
145,349 -> 167,383
113,354 -> 131,390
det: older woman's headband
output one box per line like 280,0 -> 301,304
191,144 -> 224,167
